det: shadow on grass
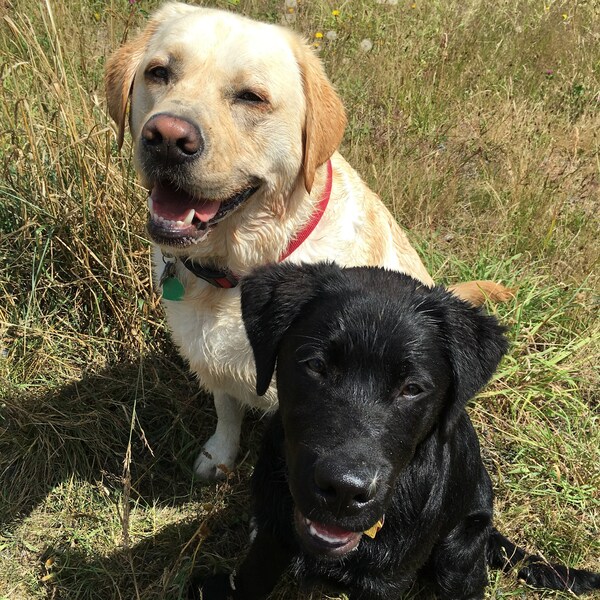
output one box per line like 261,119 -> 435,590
40,490 -> 255,599
2,352 -> 197,521
0,351 -> 271,598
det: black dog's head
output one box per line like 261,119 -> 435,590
241,263 -> 507,559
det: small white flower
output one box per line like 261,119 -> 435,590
326,30 -> 338,41
284,0 -> 297,8
359,38 -> 373,52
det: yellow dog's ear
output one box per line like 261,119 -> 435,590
105,22 -> 159,149
295,42 -> 347,193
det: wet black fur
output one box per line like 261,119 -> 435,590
192,263 -> 599,600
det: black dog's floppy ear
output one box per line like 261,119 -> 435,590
439,291 -> 509,437
241,262 -> 338,396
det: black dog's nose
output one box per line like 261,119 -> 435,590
314,459 -> 376,515
141,113 -> 203,164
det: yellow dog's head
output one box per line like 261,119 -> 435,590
105,3 -> 346,252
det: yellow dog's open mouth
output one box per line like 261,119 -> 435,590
147,181 -> 259,246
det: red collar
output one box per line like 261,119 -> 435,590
180,159 -> 333,288
278,158 -> 332,262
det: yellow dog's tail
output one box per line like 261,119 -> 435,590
448,281 -> 515,307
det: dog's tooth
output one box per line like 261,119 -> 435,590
183,208 -> 195,225
308,522 -> 334,544
147,196 -> 154,216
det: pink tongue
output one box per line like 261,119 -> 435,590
311,520 -> 355,540
151,183 -> 221,222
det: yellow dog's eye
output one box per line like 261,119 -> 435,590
236,90 -> 265,103
146,65 -> 169,83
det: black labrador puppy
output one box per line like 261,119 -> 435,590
193,262 -> 599,599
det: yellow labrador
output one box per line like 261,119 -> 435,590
106,2 -> 510,479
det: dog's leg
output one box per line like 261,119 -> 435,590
233,528 -> 293,598
191,528 -> 293,600
194,392 -> 244,480
426,512 -> 491,600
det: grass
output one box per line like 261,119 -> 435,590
0,0 -> 598,598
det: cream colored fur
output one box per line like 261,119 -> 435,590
106,3 -> 511,479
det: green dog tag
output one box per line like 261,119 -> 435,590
162,276 -> 185,301
160,259 -> 185,301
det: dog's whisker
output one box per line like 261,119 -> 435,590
367,469 -> 380,497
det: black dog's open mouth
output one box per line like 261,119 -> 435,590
147,181 -> 259,247
294,508 -> 364,558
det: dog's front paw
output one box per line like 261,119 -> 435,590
188,573 -> 235,600
193,433 -> 238,481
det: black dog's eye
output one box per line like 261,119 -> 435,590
236,90 -> 265,103
304,358 -> 326,377
400,383 -> 423,398
146,65 -> 169,83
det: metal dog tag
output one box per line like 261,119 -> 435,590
364,517 -> 384,539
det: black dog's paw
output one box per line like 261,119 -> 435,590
187,573 -> 235,600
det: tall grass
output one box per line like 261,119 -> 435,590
1,0 -> 598,598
